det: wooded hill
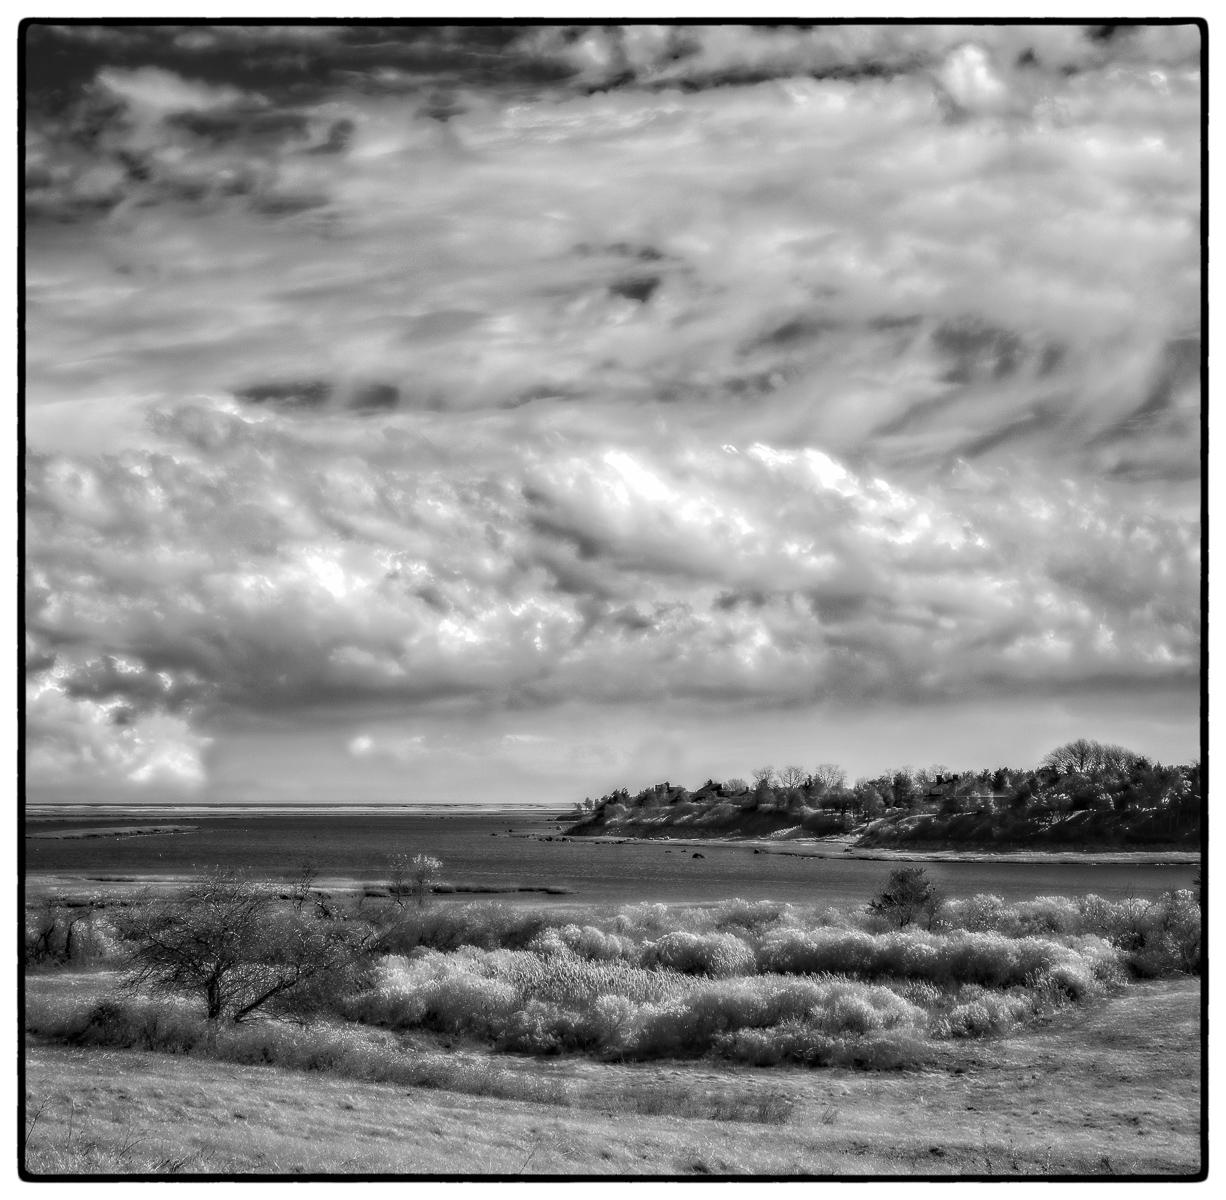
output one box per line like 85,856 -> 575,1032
565,741 -> 1201,849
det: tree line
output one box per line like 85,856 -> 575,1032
570,739 -> 1201,839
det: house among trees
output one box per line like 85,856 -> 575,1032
923,774 -> 960,801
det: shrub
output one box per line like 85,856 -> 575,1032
939,894 -> 1006,933
933,986 -> 1037,1038
1126,889 -> 1202,976
1153,889 -> 1202,973
631,976 -> 926,1059
754,925 -> 1122,993
706,899 -> 793,934
25,897 -> 117,968
868,868 -> 944,929
712,1023 -> 927,1070
382,902 -> 563,956
641,931 -> 756,977
40,995 -> 207,1054
347,952 -> 519,1037
945,1000 -> 993,1038
612,903 -> 672,938
713,1021 -> 832,1067
935,891 -> 1201,977
529,924 -> 637,962
895,979 -> 944,1009
379,903 -> 557,954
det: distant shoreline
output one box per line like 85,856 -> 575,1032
571,832 -> 1199,868
24,804 -> 571,821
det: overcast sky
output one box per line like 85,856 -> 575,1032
23,22 -> 1202,806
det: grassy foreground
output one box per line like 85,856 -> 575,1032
24,977 -> 1200,1176
23,883 -> 1202,1177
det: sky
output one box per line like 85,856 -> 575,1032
22,22 -> 1203,807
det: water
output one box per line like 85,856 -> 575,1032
24,809 -> 1196,906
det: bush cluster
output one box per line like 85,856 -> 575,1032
938,889 -> 1201,976
755,926 -> 1120,997
347,945 -> 942,1059
342,917 -> 1121,1061
25,877 -> 1200,1079
377,901 -> 562,955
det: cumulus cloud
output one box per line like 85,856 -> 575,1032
23,24 -> 1201,797
26,664 -> 212,790
24,402 -> 1198,723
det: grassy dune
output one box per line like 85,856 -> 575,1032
24,978 -> 1200,1176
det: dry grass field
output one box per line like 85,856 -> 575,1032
22,875 -> 1202,1178
24,975 -> 1200,1177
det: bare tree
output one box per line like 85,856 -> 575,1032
387,852 -> 444,908
113,870 -> 368,1022
1097,743 -> 1140,774
778,765 -> 807,789
410,854 -> 443,907
1043,739 -> 1137,776
812,763 -> 847,791
751,766 -> 776,790
387,853 -> 412,908
287,860 -> 318,913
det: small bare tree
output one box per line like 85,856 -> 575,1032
287,860 -> 318,913
410,854 -> 443,907
387,852 -> 444,908
387,853 -> 412,908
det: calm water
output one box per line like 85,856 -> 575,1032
24,809 -> 1196,907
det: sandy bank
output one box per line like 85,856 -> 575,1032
568,832 -> 1198,868
26,825 -> 198,841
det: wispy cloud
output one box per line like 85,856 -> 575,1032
23,24 -> 1201,798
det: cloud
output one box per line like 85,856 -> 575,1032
23,25 -> 1201,795
26,45 -> 1199,484
96,65 -> 250,114
347,732 -> 428,762
24,402 -> 1199,735
26,665 -> 212,790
